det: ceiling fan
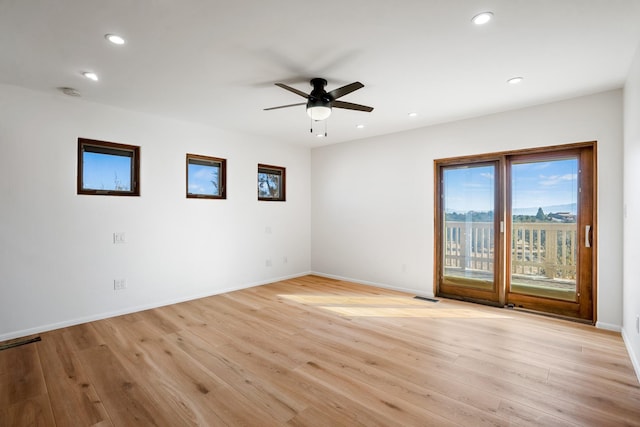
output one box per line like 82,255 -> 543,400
264,78 -> 374,121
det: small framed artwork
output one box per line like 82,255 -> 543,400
258,164 -> 286,201
186,153 -> 226,199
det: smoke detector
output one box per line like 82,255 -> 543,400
58,87 -> 81,97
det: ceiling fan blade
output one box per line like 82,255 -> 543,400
264,102 -> 306,111
328,82 -> 364,100
275,83 -> 309,98
333,100 -> 374,112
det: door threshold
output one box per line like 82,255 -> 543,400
507,305 -> 594,325
437,293 -> 503,308
439,294 -> 594,325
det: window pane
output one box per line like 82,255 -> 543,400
82,151 -> 132,191
442,164 -> 495,289
188,162 -> 221,196
258,172 -> 280,198
510,158 -> 578,301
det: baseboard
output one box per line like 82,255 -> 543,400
622,328 -> 640,385
0,272 -> 311,343
595,321 -> 622,332
310,271 -> 434,298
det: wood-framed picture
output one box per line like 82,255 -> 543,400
258,164 -> 285,201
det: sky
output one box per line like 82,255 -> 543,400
82,151 -> 131,191
444,158 -> 578,214
188,163 -> 220,195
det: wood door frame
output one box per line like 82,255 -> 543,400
434,141 -> 597,322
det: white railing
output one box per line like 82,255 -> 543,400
444,221 -> 577,280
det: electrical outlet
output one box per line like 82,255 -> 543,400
114,279 -> 127,290
283,256 -> 288,264
636,315 -> 639,334
265,259 -> 272,267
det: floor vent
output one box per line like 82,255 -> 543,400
414,296 -> 439,303
0,336 -> 41,352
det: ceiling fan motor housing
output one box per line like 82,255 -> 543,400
306,78 -> 332,120
309,78 -> 331,107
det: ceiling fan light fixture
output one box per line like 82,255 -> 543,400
307,105 -> 332,121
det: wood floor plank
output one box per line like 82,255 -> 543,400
211,339 -> 400,426
90,318 -> 229,426
1,275 -> 639,426
495,399 -> 580,427
297,338 -> 509,426
78,343 -> 172,426
546,366 -> 640,423
294,357 -> 462,426
386,339 -> 635,426
0,343 -> 47,406
168,329 -> 306,423
59,322 -> 105,351
36,329 -> 112,427
0,394 -> 56,427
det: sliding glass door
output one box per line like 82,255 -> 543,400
435,143 -> 595,321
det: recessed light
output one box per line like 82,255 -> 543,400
408,112 -> 418,118
356,124 -> 365,129
82,71 -> 99,81
105,34 -> 126,45
507,76 -> 524,85
472,12 -> 493,25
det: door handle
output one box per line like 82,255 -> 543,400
585,225 -> 591,248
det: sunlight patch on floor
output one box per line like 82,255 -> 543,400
279,295 -> 429,306
321,306 -> 510,318
279,294 -> 511,319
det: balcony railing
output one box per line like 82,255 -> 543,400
444,221 -> 577,281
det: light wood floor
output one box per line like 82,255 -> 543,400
1,275 -> 639,426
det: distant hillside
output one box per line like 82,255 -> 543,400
445,203 -> 577,216
512,203 -> 577,216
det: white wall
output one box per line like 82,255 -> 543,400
311,90 -> 623,328
0,84 -> 311,341
0,80 -> 631,359
623,45 -> 640,380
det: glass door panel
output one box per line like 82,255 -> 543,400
509,158 -> 578,301
441,164 -> 497,293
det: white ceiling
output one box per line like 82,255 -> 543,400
2,0 -> 640,146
